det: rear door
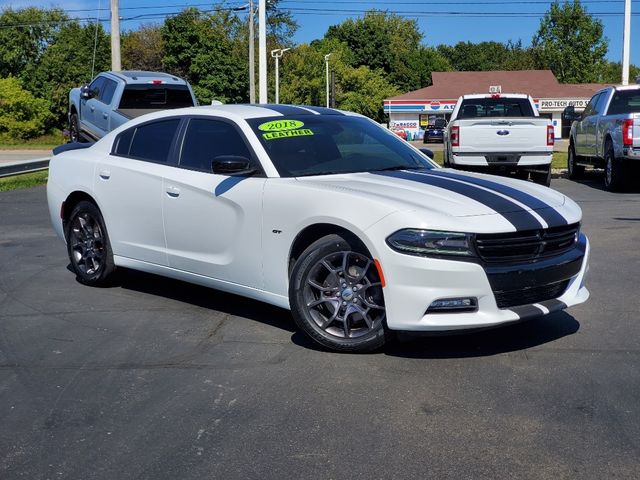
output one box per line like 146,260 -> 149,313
162,117 -> 266,287
95,118 -> 181,265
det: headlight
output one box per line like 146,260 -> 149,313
386,229 -> 475,257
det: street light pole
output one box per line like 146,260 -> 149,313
622,0 -> 631,85
258,0 -> 267,103
324,53 -> 332,108
271,48 -> 290,104
248,0 -> 255,103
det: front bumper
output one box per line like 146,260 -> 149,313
378,233 -> 590,331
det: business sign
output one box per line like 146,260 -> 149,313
539,98 -> 589,110
391,121 -> 419,130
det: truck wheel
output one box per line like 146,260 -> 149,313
567,144 -> 584,179
531,165 -> 551,187
604,143 -> 625,192
69,113 -> 82,143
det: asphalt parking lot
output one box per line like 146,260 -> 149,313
1,176 -> 639,479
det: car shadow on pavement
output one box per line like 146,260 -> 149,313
114,268 -> 296,334
382,312 -> 580,359
572,168 -> 640,193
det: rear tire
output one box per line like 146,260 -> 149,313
531,165 -> 551,187
604,142 -> 625,192
65,201 -> 116,286
289,234 -> 387,353
567,144 -> 584,180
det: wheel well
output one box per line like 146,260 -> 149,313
70,105 -> 77,116
62,191 -> 98,226
288,223 -> 369,275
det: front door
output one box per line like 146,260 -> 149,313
162,117 -> 265,288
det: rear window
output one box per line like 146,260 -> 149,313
607,90 -> 640,115
118,85 -> 194,110
457,98 -> 535,119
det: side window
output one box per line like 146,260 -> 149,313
594,91 -> 609,115
128,119 -> 181,163
100,79 -> 118,105
179,118 -> 252,172
114,127 -> 135,156
89,76 -> 106,99
582,93 -> 600,117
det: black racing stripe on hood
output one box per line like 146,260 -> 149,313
373,170 -> 544,231
300,106 -> 345,115
258,104 -> 315,116
425,170 -> 568,227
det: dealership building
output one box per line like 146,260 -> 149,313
384,70 -> 608,139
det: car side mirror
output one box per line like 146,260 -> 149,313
419,148 -> 434,160
81,85 -> 94,99
212,155 -> 256,176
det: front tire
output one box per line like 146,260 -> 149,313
289,234 -> 387,353
65,201 -> 116,286
604,142 -> 625,192
69,113 -> 82,143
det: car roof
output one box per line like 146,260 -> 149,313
146,104 -> 357,120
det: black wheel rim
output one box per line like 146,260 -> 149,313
568,149 -> 574,175
303,251 -> 385,339
69,212 -> 105,276
605,154 -> 612,186
70,118 -> 78,142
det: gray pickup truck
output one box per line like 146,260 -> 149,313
68,71 -> 197,142
568,84 -> 640,191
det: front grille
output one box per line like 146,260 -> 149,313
475,223 -> 579,264
494,279 -> 570,309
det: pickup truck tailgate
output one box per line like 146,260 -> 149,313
457,118 -> 549,152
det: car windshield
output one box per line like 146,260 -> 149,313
247,115 -> 433,177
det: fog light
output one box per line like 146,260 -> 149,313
427,297 -> 477,313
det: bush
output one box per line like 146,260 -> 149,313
0,77 -> 52,141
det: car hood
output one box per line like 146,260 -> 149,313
295,168 -> 569,229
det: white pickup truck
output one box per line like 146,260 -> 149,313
444,93 -> 555,186
568,84 -> 640,191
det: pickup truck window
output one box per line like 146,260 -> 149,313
89,76 -> 106,98
582,93 -> 600,117
119,85 -> 194,110
607,90 -> 640,115
100,78 -> 118,105
594,92 -> 609,115
457,98 -> 534,119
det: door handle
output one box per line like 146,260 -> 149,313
102,112 -> 108,119
90,106 -> 95,112
99,170 -> 110,180
166,186 -> 180,198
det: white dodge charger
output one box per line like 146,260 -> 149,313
47,104 -> 590,352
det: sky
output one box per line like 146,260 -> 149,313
2,0 -> 639,66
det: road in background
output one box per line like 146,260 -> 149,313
0,150 -> 51,165
0,179 -> 638,479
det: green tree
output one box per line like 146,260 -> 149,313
280,40 -> 399,122
325,10 -> 425,92
162,8 -> 248,104
0,7 -> 68,78
27,21 -> 110,128
0,76 -> 52,141
600,61 -> 640,84
531,0 -> 608,82
122,25 -> 164,71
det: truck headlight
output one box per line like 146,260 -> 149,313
386,229 -> 475,257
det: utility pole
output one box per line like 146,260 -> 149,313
110,0 -> 121,71
621,0 -> 631,85
248,0 -> 255,103
258,0 -> 267,103
271,48 -> 290,104
324,53 -> 332,108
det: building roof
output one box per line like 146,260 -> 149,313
387,70 -> 609,101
